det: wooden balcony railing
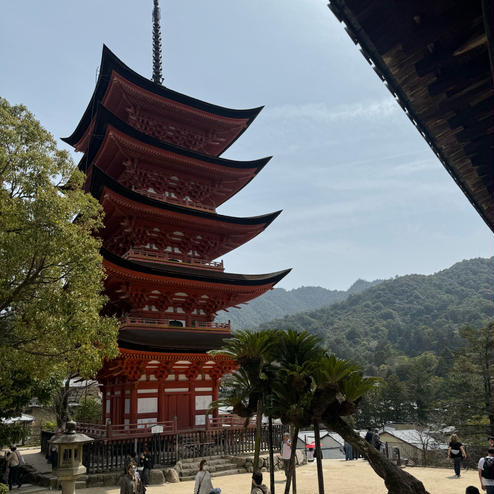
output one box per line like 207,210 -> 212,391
123,248 -> 224,271
120,316 -> 231,331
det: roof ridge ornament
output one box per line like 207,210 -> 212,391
152,0 -> 163,85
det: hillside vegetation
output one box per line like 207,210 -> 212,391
258,257 -> 494,363
216,279 -> 382,329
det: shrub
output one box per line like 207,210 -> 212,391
43,421 -> 57,432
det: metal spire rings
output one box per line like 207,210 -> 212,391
152,0 -> 163,84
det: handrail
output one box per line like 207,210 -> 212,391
76,420 -> 177,439
123,248 -> 224,271
120,316 -> 231,331
76,414 -> 256,438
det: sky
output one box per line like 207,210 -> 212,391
1,1 -> 492,290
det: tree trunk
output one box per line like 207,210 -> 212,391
253,399 -> 263,471
323,416 -> 430,494
268,415 -> 275,494
314,421 -> 324,494
54,378 -> 71,428
284,426 -> 299,494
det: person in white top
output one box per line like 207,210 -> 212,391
478,448 -> 494,494
6,445 -> 23,490
281,432 -> 292,477
194,459 -> 214,494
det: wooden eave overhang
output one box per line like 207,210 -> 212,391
80,106 -> 269,207
63,45 -> 262,156
90,166 -> 281,229
98,188 -> 275,260
116,348 -> 234,361
117,329 -> 230,354
102,247 -> 291,288
328,0 -> 494,232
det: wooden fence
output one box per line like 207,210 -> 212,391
42,423 -> 286,474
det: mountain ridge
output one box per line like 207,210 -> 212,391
256,257 -> 494,363
216,278 -> 382,329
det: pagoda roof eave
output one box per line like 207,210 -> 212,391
90,166 -> 282,228
63,45 -> 263,152
117,329 -> 229,354
102,248 -> 291,287
79,104 -> 271,173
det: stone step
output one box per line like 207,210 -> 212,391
180,467 -> 248,482
179,456 -> 227,465
212,467 -> 248,478
180,462 -> 241,475
180,468 -> 247,482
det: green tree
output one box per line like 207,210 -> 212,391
447,323 -> 494,430
74,397 -> 102,424
0,98 -> 119,422
271,330 -> 323,494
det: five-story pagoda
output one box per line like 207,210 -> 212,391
64,43 -> 290,431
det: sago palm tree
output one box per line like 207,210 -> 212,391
270,329 -> 324,494
209,328 -> 279,471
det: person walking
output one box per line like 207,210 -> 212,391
281,432 -> 292,477
478,447 -> 494,494
139,447 -> 152,486
7,445 -> 22,490
120,460 -> 145,494
344,441 -> 353,461
448,433 -> 467,478
194,459 -> 214,494
364,428 -> 374,444
251,471 -> 270,494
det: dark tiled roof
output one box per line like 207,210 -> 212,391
90,166 -> 282,227
103,248 -> 291,287
118,328 -> 229,353
63,45 -> 262,150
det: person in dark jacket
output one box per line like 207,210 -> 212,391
448,433 -> 467,478
139,447 -> 153,486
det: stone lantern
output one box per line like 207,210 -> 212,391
48,421 -> 93,494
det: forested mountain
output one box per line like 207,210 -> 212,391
216,279 -> 382,329
258,257 -> 494,364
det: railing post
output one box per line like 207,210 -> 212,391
106,424 -> 112,439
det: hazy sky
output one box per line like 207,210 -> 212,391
1,1 -> 492,290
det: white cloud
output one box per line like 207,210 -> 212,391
264,98 -> 398,124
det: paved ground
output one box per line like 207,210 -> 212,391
5,449 -> 482,494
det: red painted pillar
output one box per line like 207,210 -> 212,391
158,382 -> 165,422
212,379 -> 219,418
130,385 -> 138,425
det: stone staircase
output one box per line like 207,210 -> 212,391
177,456 -> 248,481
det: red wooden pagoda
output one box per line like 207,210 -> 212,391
64,46 -> 290,431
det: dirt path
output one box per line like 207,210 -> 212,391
15,457 -> 481,494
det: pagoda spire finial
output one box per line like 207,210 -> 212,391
152,0 -> 163,84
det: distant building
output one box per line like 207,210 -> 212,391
297,430 -> 345,459
379,424 -> 447,462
